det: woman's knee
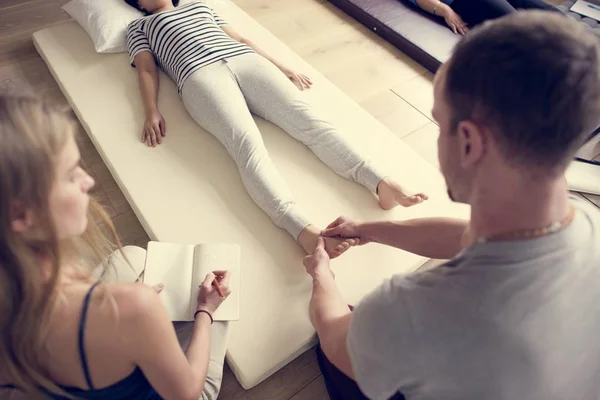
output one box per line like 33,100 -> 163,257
102,246 -> 146,284
118,246 -> 147,274
229,130 -> 270,164
200,375 -> 223,400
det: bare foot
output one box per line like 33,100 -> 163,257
377,177 -> 428,210
297,225 -> 358,259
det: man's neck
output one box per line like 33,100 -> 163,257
469,173 -> 571,242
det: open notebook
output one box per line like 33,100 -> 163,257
143,242 -> 241,321
570,0 -> 600,21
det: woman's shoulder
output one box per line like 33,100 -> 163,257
55,282 -> 157,327
81,283 -> 164,349
126,16 -> 147,34
96,283 -> 172,354
104,283 -> 160,320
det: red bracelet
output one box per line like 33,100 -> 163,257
194,309 -> 213,324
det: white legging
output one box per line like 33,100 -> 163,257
181,53 -> 385,239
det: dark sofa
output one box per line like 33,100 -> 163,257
328,0 -> 600,73
328,0 -> 458,73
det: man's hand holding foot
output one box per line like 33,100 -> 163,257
322,215 -> 469,259
321,216 -> 370,246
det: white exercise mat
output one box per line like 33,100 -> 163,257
33,2 -> 468,388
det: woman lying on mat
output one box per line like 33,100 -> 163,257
123,0 -> 428,258
0,95 -> 231,400
412,0 -> 560,35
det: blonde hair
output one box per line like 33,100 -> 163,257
0,94 -> 122,396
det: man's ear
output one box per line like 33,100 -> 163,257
11,202 -> 33,233
456,120 -> 485,169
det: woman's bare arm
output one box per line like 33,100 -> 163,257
220,26 -> 279,68
415,0 -> 468,35
133,52 -> 166,147
416,0 -> 448,14
220,25 -> 313,90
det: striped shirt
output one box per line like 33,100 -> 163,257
126,2 -> 254,94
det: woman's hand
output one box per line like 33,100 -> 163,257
196,270 -> 232,315
439,5 -> 469,35
143,110 -> 166,147
280,67 -> 313,91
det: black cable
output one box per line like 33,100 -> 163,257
574,157 -> 600,166
574,130 -> 600,166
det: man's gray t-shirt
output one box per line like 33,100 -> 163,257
347,198 -> 600,400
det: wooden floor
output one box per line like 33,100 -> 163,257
0,0 -> 598,399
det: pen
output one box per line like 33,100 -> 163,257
587,3 -> 600,11
212,278 -> 225,298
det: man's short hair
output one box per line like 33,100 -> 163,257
445,11 -> 600,171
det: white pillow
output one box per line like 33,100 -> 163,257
62,0 -> 143,53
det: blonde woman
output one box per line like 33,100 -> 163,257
0,95 -> 231,400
